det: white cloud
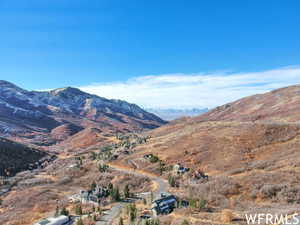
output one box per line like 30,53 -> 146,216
79,66 -> 300,109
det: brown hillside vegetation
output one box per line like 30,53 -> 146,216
0,137 -> 47,176
2,85 -> 300,225
115,85 -> 300,219
196,85 -> 300,122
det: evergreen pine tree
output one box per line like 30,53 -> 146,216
124,184 -> 130,198
60,207 -> 69,216
119,217 -> 124,225
77,218 -> 84,225
54,206 -> 60,217
75,204 -> 83,215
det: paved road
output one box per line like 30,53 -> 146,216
96,203 -> 124,225
95,165 -> 168,225
111,164 -> 168,199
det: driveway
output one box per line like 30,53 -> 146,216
95,164 -> 168,225
96,203 -> 124,225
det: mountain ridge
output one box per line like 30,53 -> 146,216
0,80 -> 166,148
195,84 -> 300,123
146,107 -> 208,120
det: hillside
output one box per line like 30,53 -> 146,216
0,80 -> 166,148
196,85 -> 300,122
1,84 -> 300,225
113,85 -> 300,219
0,137 -> 47,176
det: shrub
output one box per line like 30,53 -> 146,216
76,218 -> 84,225
90,152 -> 97,160
75,204 -> 83,215
149,155 -> 159,163
221,209 -> 234,223
199,199 -> 207,209
181,220 -> 190,225
260,184 -> 284,199
90,181 -> 97,190
101,145 -> 113,152
278,185 -> 300,204
119,217 -> 124,225
127,203 -> 137,222
189,198 -> 197,209
111,187 -> 121,201
215,176 -> 240,196
124,184 -> 130,198
168,175 -> 176,187
98,164 -> 109,173
147,219 -> 160,225
60,207 -> 69,216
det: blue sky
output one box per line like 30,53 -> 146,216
1,0 -> 300,108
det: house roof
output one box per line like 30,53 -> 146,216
154,195 -> 176,205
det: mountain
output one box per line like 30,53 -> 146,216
115,85 -> 300,214
0,80 -> 166,148
146,108 -> 208,121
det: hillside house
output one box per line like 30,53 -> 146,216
173,164 -> 190,174
80,185 -> 109,203
34,215 -> 70,225
194,170 -> 209,181
152,194 -> 177,216
143,154 -> 153,159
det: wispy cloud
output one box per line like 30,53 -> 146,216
79,66 -> 300,109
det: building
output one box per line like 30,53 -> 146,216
34,215 -> 70,225
173,164 -> 190,174
143,154 -> 153,159
194,170 -> 209,181
80,185 -> 109,203
152,194 -> 177,216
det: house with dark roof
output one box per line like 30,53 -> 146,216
151,194 -> 177,216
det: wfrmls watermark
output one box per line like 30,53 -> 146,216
245,213 -> 299,225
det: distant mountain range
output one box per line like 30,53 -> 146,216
146,108 -> 208,120
0,80 -> 166,148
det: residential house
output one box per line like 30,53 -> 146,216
152,194 -> 177,216
34,215 -> 70,225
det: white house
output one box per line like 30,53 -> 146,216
34,215 -> 70,225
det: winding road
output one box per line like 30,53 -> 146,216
95,164 -> 168,225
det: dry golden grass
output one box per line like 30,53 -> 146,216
221,209 -> 234,223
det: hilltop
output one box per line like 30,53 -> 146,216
196,85 -> 300,122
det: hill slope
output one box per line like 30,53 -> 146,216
196,85 -> 300,122
115,85 -> 300,215
0,137 -> 47,176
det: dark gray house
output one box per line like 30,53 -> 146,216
151,194 -> 177,216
